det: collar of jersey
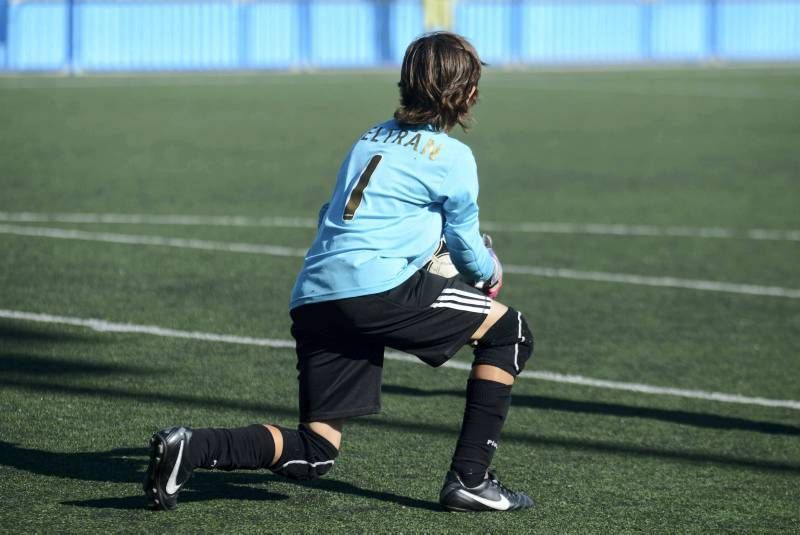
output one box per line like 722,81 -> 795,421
394,121 -> 439,133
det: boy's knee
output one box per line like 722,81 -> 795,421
270,424 -> 339,481
473,307 -> 533,376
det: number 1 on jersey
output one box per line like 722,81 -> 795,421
343,154 -> 382,221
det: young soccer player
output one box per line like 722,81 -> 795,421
144,31 -> 534,513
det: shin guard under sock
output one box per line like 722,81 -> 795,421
450,378 -> 512,487
187,424 -> 275,471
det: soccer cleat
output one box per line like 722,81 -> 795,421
439,470 -> 534,512
143,426 -> 194,511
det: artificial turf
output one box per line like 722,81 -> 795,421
1,67 -> 799,532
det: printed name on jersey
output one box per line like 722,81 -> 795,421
360,126 -> 442,160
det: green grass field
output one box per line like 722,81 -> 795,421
1,67 -> 799,532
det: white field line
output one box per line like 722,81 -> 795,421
2,308 -> 798,411
0,211 -> 317,229
0,223 -> 308,257
485,77 -> 800,101
1,211 -> 799,242
2,223 -> 799,299
481,221 -> 800,242
503,265 -> 800,299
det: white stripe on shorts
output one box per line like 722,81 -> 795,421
431,287 -> 490,314
430,302 -> 490,314
439,287 -> 487,300
433,294 -> 490,307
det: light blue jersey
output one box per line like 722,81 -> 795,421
290,118 -> 495,309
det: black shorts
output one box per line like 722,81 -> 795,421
290,270 -> 492,421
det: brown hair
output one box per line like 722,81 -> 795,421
394,32 -> 484,132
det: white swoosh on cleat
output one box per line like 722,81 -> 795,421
459,489 -> 511,510
165,439 -> 185,495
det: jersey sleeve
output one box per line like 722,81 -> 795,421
440,147 -> 495,282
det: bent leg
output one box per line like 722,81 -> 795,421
146,420 -> 345,511
450,300 -> 534,487
186,419 -> 341,476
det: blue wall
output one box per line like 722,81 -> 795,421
1,0 -> 799,72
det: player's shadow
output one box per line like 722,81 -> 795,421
263,475 -> 441,512
0,441 -> 144,485
63,473 -> 291,510
0,441 -> 438,511
0,352 -> 151,377
0,441 -> 287,509
5,375 -> 799,477
381,384 -> 800,437
0,322 -> 102,344
1,323 -> 151,381
4,364 -> 798,483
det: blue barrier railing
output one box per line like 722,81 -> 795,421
1,0 -> 798,72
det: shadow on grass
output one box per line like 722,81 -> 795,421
3,376 -> 800,481
0,322 -> 101,344
0,441 -> 436,511
63,472 -> 291,510
0,352 -> 151,376
0,443 -> 144,484
381,384 -> 800,437
265,475 -> 441,512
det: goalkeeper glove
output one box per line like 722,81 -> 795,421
481,233 -> 503,299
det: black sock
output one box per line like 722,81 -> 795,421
187,424 -> 275,471
450,379 -> 512,487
